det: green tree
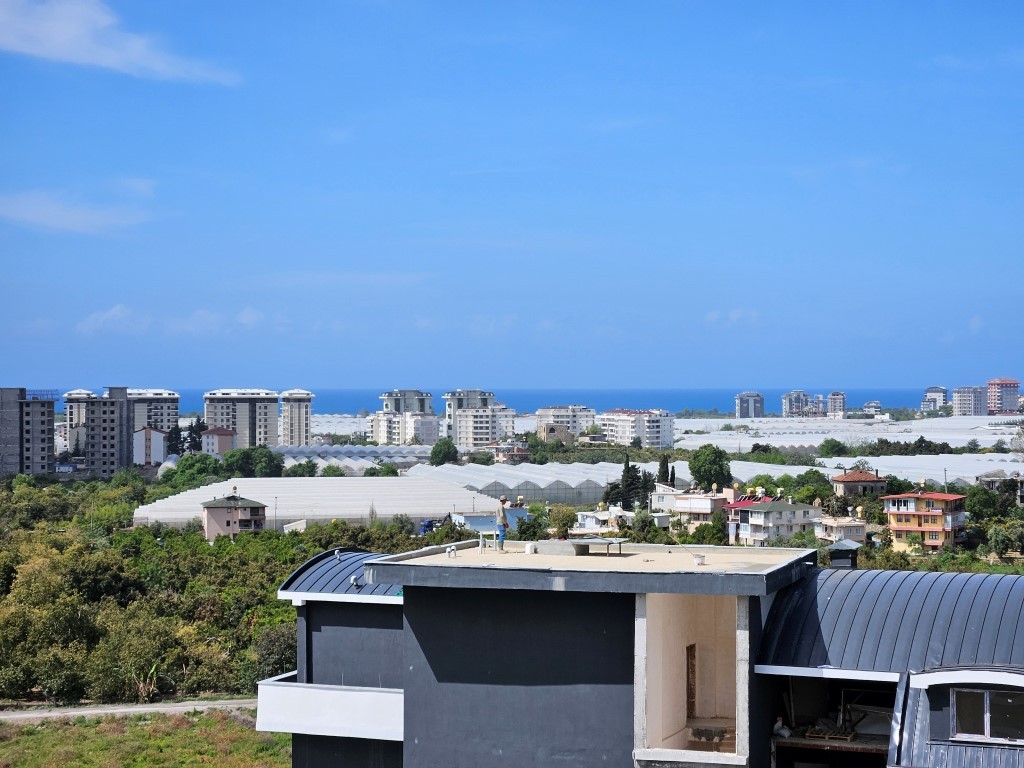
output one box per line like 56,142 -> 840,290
166,425 -> 184,456
965,485 -> 998,523
964,438 -> 982,453
429,438 -> 459,466
818,438 -> 848,458
319,464 -> 346,477
186,418 -> 207,453
550,505 -> 577,538
657,455 -> 670,484
689,444 -> 731,491
363,461 -> 399,477
283,459 -> 318,477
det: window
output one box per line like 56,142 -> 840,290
929,531 -> 940,540
953,688 -> 1024,742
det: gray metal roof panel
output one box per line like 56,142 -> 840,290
279,549 -> 402,598
760,568 -> 1024,673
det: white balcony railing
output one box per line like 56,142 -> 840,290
256,671 -> 403,741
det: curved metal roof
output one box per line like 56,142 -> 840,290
279,549 -> 402,601
760,568 -> 1024,673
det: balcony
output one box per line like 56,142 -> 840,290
256,671 -> 403,741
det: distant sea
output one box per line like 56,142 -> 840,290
106,387 -> 926,417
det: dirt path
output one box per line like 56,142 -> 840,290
0,698 -> 259,723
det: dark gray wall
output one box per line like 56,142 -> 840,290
303,602 -> 404,688
292,734 -> 402,768
402,586 -> 635,768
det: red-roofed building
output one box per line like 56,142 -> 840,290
883,491 -> 966,552
831,469 -> 887,497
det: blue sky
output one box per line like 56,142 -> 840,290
1,1 -> 1021,390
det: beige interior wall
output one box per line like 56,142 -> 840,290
644,593 -> 737,750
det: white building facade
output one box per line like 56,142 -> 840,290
452,405 -> 516,451
127,389 -> 179,432
952,386 -> 987,416
597,409 -> 674,449
280,389 -> 314,446
535,405 -> 596,436
204,389 -> 280,447
369,412 -> 441,446
443,389 -> 495,440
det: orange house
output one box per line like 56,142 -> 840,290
883,491 -> 966,552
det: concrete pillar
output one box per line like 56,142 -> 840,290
735,595 -> 750,757
634,593 -> 648,751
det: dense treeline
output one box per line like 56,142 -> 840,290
0,469 -> 473,705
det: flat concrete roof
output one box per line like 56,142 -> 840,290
366,542 -> 817,597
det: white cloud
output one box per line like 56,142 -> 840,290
705,308 -> 759,327
75,304 -> 150,335
0,190 -> 148,233
118,177 -> 157,198
165,309 -> 225,336
235,307 -> 263,328
0,0 -> 238,84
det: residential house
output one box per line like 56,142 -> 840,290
883,491 -> 967,552
201,490 -> 267,541
201,427 -> 237,457
831,468 -> 888,497
813,515 -> 867,544
736,499 -> 817,546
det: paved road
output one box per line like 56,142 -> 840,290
0,698 -> 259,723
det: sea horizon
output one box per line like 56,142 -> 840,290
52,387 -> 929,416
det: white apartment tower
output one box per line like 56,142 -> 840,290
280,389 -> 314,446
596,409 -> 675,449
827,391 -> 846,416
204,389 -> 280,447
535,405 -> 597,436
443,389 -> 495,440
127,389 -> 179,432
370,412 -> 441,446
0,388 -> 56,476
921,386 -> 948,413
952,386 -> 988,417
379,389 -> 433,414
452,404 -> 516,451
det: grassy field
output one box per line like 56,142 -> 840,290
0,710 -> 290,768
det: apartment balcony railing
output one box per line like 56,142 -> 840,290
256,671 -> 403,741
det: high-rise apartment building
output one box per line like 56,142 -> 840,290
83,387 -> 134,478
280,389 -> 314,446
920,386 -> 948,413
204,389 -> 280,447
379,389 -> 433,414
0,388 -> 57,476
952,386 -> 988,416
64,388 -> 96,457
988,378 -> 1021,415
734,392 -> 764,419
452,405 -> 516,451
781,390 -> 824,418
443,389 -> 494,440
535,405 -> 597,436
370,412 -> 441,446
826,391 -> 846,417
596,409 -> 675,449
127,389 -> 179,432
